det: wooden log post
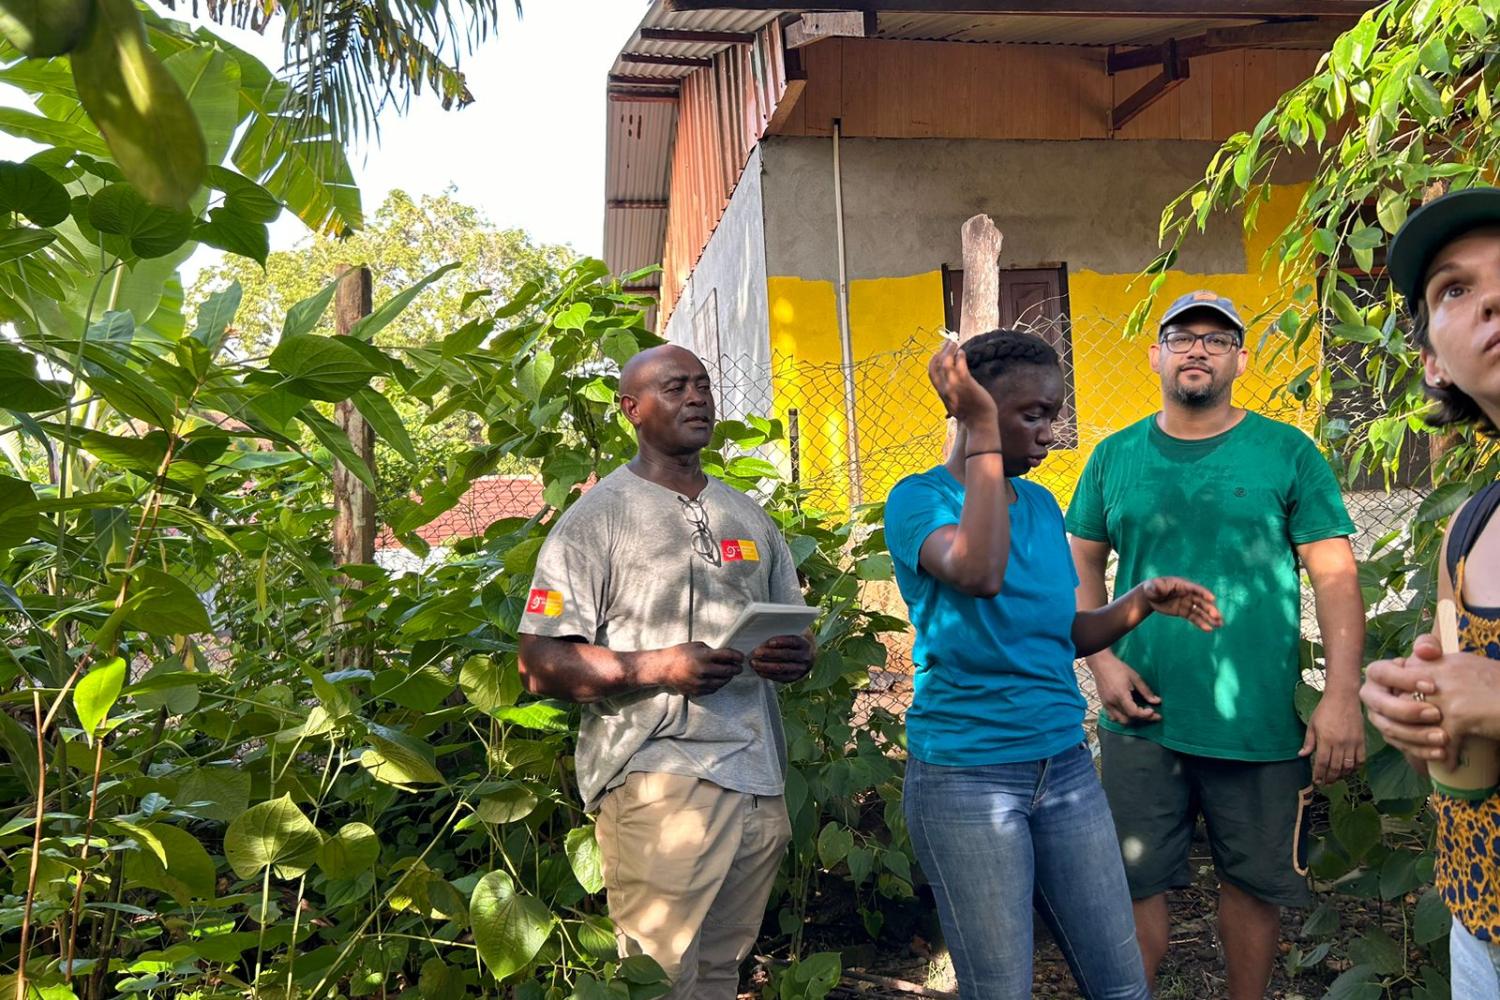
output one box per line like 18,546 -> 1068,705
947,214 -> 1004,456
332,264 -> 376,670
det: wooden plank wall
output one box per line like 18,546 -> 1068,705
659,23 -> 788,322
771,38 -> 1320,142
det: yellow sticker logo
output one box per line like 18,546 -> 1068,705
527,588 -> 564,617
721,539 -> 759,562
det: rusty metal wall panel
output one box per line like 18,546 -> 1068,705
658,20 -> 786,326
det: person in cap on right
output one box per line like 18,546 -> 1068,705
1066,290 -> 1366,999
1360,185 -> 1500,996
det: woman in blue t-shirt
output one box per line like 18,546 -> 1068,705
885,330 -> 1223,1000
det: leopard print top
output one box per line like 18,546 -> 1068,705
1433,543 -> 1500,941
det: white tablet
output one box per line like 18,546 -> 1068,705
718,602 -> 821,655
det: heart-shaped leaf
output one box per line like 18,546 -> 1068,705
471,870 -> 554,981
317,822 -> 381,879
223,793 -> 323,880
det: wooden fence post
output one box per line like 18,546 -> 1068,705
946,215 -> 1004,456
332,264 -> 375,669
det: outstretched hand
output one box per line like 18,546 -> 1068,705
1141,576 -> 1223,631
929,340 -> 997,430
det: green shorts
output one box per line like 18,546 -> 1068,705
1098,728 -> 1315,908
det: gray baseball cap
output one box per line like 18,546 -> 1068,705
1159,290 -> 1245,333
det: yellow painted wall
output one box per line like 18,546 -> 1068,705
767,184 -> 1317,513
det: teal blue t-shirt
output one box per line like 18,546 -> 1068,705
884,467 -> 1086,766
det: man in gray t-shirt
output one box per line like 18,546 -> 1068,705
518,345 -> 813,1000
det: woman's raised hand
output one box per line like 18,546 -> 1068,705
929,340 -> 997,431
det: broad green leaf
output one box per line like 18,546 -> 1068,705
1376,187 -> 1408,234
176,766 -> 251,824
0,225 -> 54,263
1348,928 -> 1402,975
361,723 -> 445,786
353,387 -> 418,465
419,959 -> 459,1000
163,46 -> 239,168
565,825 -> 604,893
281,274 -> 344,340
223,793 -> 323,879
0,108 -> 110,157
1407,74 -> 1445,118
71,0 -> 205,210
317,822 -> 381,879
129,659 -> 200,716
0,475 -> 39,548
817,822 -> 853,869
471,870 -> 555,981
0,343 -> 66,411
493,700 -> 572,732
0,160 -> 70,226
123,822 -> 216,905
268,335 -> 377,401
0,0 -> 93,56
475,782 -> 539,825
299,409 -> 376,491
516,350 -> 555,401
124,566 -> 211,636
348,261 -> 460,342
1415,889 -> 1451,945
190,282 -> 242,355
88,184 -> 194,258
195,207 -> 268,265
1330,801 -> 1382,862
206,166 -> 279,223
370,664 -> 452,712
73,656 -> 126,738
1367,745 -> 1430,802
233,86 -> 362,236
459,654 -> 523,715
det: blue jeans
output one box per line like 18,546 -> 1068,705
905,743 -> 1149,1000
1452,916 -> 1500,999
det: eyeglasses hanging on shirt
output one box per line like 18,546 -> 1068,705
679,496 -> 722,567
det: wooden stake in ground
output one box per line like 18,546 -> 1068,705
946,214 -> 1004,456
332,264 -> 376,670
958,214 -> 1002,342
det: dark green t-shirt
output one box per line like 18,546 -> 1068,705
1065,412 -> 1354,761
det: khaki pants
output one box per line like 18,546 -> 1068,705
597,772 -> 792,1000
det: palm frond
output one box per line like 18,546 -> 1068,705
160,1 -> 521,145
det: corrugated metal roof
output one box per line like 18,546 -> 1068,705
601,2 -> 1361,300
609,3 -> 782,80
605,206 -> 668,287
875,13 -> 1252,46
606,100 -> 676,201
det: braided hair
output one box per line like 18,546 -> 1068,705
960,329 -> 1060,389
1411,301 -> 1498,437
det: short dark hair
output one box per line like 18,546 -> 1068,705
1409,299 -> 1498,436
960,329 -> 1059,390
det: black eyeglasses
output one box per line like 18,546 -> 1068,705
1159,330 -> 1242,355
679,497 -> 721,566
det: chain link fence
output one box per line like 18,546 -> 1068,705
375,300 -> 1428,724
705,300 -> 1428,721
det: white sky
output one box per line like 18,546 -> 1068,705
1,1 -> 652,275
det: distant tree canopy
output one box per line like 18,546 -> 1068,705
192,188 -> 576,496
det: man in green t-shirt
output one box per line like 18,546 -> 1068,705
1066,290 -> 1367,1000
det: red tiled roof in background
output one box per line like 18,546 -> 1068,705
376,476 -> 551,549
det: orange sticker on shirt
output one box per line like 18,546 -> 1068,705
526,588 -> 564,617
721,539 -> 759,562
